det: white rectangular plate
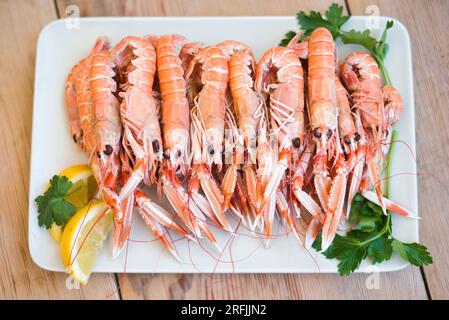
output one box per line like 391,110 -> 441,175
29,16 -> 417,273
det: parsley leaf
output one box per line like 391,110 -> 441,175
341,29 -> 377,52
279,31 -> 297,47
368,234 -> 393,264
337,245 -> 368,276
52,174 -> 73,195
323,3 -> 350,35
280,3 -> 349,46
349,194 -> 383,232
35,195 -> 54,228
313,233 -> 369,276
322,234 -> 359,259
355,216 -> 379,233
312,192 -> 432,275
296,3 -> 349,39
35,175 -> 76,229
391,240 -> 433,267
374,20 -> 394,61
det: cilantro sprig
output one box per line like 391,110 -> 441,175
279,3 -> 393,85
313,194 -> 432,275
35,175 -> 76,228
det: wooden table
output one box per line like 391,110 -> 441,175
1,0 -> 447,300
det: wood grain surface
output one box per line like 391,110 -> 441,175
0,0 -> 446,300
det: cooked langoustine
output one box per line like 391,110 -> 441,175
340,51 -> 382,90
70,37 -> 128,260
67,38 -> 122,214
186,45 -> 233,233
308,27 -> 346,250
71,38 -> 109,157
112,36 -> 162,185
187,45 -> 229,166
340,51 -> 410,217
340,51 -> 387,214
87,38 -> 126,258
334,76 -> 364,217
254,46 -> 306,242
157,35 -> 191,173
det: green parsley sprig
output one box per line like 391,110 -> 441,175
279,3 -> 393,85
312,194 -> 432,275
35,175 -> 76,228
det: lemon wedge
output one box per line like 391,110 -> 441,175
60,200 -> 113,285
47,165 -> 97,242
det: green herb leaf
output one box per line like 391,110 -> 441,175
295,3 -> 349,39
373,20 -> 394,61
35,175 -> 76,229
279,30 -> 297,47
312,232 -> 322,251
355,216 -> 379,232
367,200 -> 384,216
348,193 -> 384,232
341,29 -> 377,52
313,233 -> 368,276
51,197 -> 76,225
324,234 -> 369,275
368,234 -> 393,264
35,195 -> 54,229
391,240 -> 433,267
337,246 -> 368,276
313,197 -> 392,275
322,234 -> 358,259
324,3 -> 350,30
312,190 -> 432,275
51,175 -> 73,195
